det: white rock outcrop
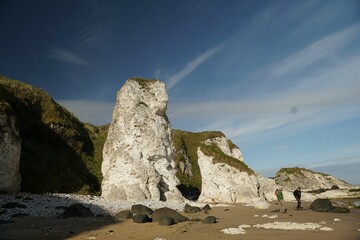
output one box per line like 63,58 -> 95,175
0,110 -> 21,192
276,168 -> 351,191
101,78 -> 183,202
197,148 -> 269,208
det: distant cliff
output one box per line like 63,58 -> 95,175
275,167 -> 351,190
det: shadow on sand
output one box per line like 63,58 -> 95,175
0,193 -> 119,240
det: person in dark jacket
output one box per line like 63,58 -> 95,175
293,187 -> 302,209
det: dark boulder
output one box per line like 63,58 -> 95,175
203,216 -> 217,224
159,217 -> 175,226
115,210 -> 133,219
310,199 -> 334,212
202,204 -> 211,211
184,204 -> 201,214
310,199 -> 335,212
62,203 -> 94,218
132,214 -> 152,223
151,207 -> 188,224
131,204 -> 153,216
310,199 -> 350,213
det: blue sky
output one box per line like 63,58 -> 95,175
1,0 -> 360,184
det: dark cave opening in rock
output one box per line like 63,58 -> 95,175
177,184 -> 200,201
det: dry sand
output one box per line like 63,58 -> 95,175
1,201 -> 359,240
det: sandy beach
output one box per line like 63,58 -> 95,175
1,201 -> 359,240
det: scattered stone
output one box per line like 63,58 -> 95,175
132,214 -> 152,223
333,218 -> 341,222
203,216 -> 217,224
2,202 -> 27,209
151,207 -> 188,224
204,210 -> 209,214
184,204 -> 201,214
131,204 -> 153,216
202,204 -> 211,211
62,203 -> 94,218
115,210 -> 133,219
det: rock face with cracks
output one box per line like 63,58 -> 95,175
0,108 -> 21,193
197,148 -> 269,208
101,78 -> 183,201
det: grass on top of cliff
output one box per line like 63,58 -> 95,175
0,75 -> 106,194
276,167 -> 330,177
275,167 -> 333,183
173,130 -> 254,191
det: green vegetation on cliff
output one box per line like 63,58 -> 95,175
275,167 -> 330,183
0,76 -> 107,194
173,130 -> 254,191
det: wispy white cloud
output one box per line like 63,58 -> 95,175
166,44 -> 225,90
49,48 -> 89,66
76,0 -> 108,46
169,24 -> 360,142
257,23 -> 360,80
290,1 -> 357,37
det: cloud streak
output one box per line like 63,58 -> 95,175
256,23 -> 360,80
168,24 -> 360,142
49,48 -> 89,66
166,44 -> 224,90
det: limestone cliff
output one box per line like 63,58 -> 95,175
0,102 -> 21,192
0,76 -> 101,194
172,130 -> 269,206
101,78 -> 183,201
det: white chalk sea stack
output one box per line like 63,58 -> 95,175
101,78 -> 183,202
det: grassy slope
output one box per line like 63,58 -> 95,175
0,76 -> 107,194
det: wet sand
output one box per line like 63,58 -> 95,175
1,201 -> 359,240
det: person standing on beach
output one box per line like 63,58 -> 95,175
276,188 -> 286,213
293,187 -> 302,209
